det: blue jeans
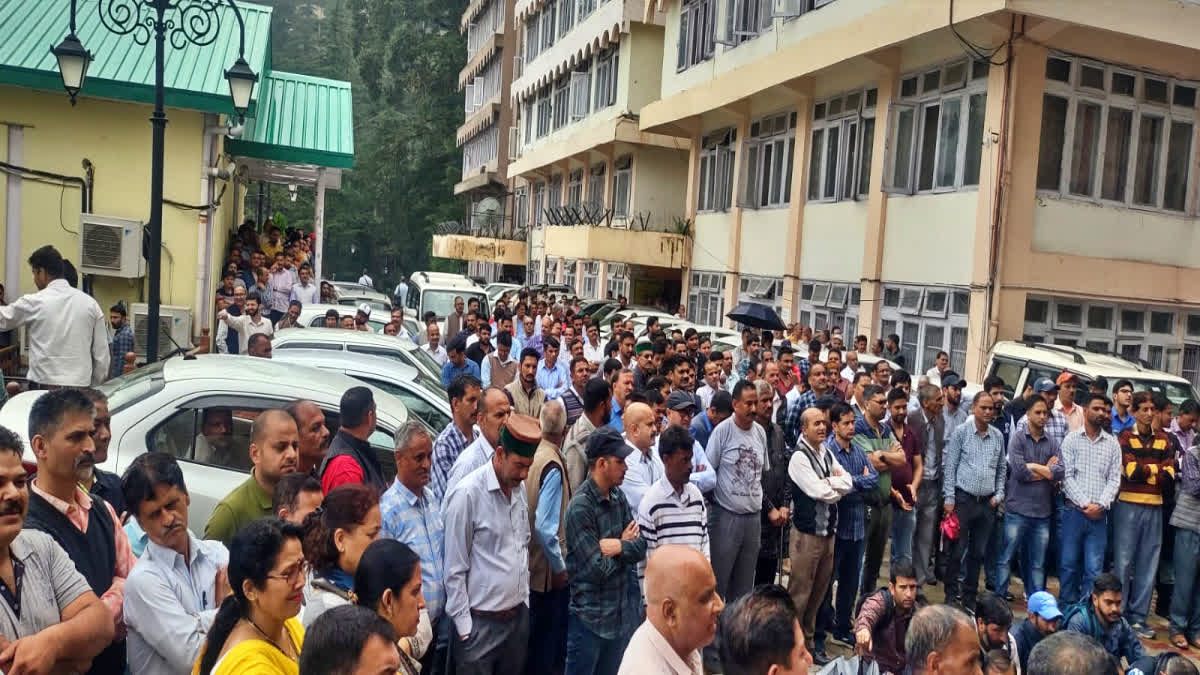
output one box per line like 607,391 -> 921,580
1171,528 -> 1200,638
1113,501 -> 1163,625
890,506 -> 917,568
565,612 -> 626,675
814,536 -> 866,646
996,511 -> 1050,595
1059,504 -> 1108,606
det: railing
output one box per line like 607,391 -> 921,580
436,218 -> 528,242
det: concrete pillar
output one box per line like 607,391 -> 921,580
5,125 -> 23,300
856,53 -> 899,340
722,106 -> 751,328
314,169 -> 327,280
680,119 -> 702,307
782,85 -> 814,324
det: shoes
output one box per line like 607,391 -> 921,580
1132,623 -> 1156,640
811,648 -> 832,666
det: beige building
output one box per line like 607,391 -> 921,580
437,0 -> 1200,387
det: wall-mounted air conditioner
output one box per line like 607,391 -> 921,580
79,214 -> 145,278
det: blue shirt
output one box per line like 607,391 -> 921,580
783,390 -> 818,449
609,397 -> 625,432
825,436 -> 878,541
1112,410 -> 1136,435
430,423 -> 477,505
441,358 -> 481,388
535,468 -> 566,574
380,479 -> 447,623
536,358 -> 570,400
690,411 -> 717,450
943,421 -> 1007,503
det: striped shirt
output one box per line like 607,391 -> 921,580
783,389 -> 819,449
1060,428 -> 1122,508
943,420 -> 1007,504
380,479 -> 446,623
1017,408 -> 1069,446
636,476 -> 709,586
430,423 -> 477,505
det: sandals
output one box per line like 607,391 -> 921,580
1171,634 -> 1189,649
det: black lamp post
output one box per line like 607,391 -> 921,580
51,0 -> 257,363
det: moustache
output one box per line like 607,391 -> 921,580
0,500 -> 22,517
74,451 -> 95,469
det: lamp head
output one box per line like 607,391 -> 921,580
51,33 -> 92,105
224,56 -> 258,121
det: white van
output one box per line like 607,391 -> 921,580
405,271 -> 489,321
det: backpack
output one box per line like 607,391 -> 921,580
1059,601 -> 1100,641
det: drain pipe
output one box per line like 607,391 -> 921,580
195,116 -> 224,340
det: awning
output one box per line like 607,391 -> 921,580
226,70 -> 355,169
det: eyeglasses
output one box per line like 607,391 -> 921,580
267,559 -> 311,585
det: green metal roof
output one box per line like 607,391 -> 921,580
0,0 -> 272,115
226,70 -> 354,169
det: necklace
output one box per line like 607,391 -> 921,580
245,616 -> 297,662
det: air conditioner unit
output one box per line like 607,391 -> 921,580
78,214 -> 145,278
130,303 -> 193,359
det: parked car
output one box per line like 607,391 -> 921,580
403,271 -> 489,322
0,355 -> 412,533
271,350 -> 449,433
485,283 -> 520,305
292,303 -> 389,333
273,327 -> 443,383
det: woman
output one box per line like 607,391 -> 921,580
301,484 -> 381,628
355,539 -> 429,675
195,519 -> 307,675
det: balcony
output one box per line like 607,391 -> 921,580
542,219 -> 689,269
432,221 -> 528,266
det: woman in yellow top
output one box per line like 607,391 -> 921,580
194,519 -> 309,675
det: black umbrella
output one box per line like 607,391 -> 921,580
726,302 -> 786,331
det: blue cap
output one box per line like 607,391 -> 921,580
1027,591 -> 1062,621
1033,377 -> 1058,394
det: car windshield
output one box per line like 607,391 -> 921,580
414,369 -> 446,398
1122,378 -> 1198,406
98,361 -> 167,414
422,290 -> 487,318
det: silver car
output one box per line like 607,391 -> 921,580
273,328 -> 443,382
0,355 -> 411,533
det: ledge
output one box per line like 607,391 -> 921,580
543,225 -> 688,268
433,234 -> 527,266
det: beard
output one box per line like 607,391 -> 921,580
74,451 -> 96,482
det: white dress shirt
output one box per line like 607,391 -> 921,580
217,310 -> 273,354
290,281 -> 320,306
0,279 -> 109,386
789,438 -> 853,503
123,533 -> 229,675
620,440 -> 664,513
583,339 -> 605,364
358,274 -> 373,286
423,343 -> 449,367
442,461 -> 531,638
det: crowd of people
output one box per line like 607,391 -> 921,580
5,230 -> 1200,675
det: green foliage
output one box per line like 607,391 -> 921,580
252,0 -> 465,284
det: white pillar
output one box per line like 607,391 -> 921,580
5,125 -> 23,299
314,169 -> 327,280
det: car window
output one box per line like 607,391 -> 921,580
149,406 -> 254,473
347,345 -> 406,364
278,341 -> 343,352
374,381 -> 449,433
988,358 -> 1023,399
368,428 -> 398,483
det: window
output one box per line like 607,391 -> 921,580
594,48 -> 619,110
540,0 -> 557,51
523,100 -> 534,147
1026,296 -> 1186,375
567,170 -> 583,208
607,262 -> 629,299
546,258 -> 560,284
532,182 -> 546,226
878,284 -> 970,372
587,164 -> 606,210
698,128 -> 736,211
536,86 -> 552,138
809,88 -> 877,202
514,186 -> 529,228
1036,54 -> 1197,213
613,155 -> 632,218
582,261 -> 599,297
559,0 -> 574,36
528,259 -> 542,284
723,0 -> 772,46
525,12 -> 541,62
688,272 -> 726,326
563,259 -> 577,292
548,175 -> 563,211
461,124 -> 499,177
677,0 -> 716,71
570,68 -> 591,121
553,76 -> 570,130
744,111 -> 797,208
739,276 -> 783,317
885,59 -> 988,194
578,0 -> 596,19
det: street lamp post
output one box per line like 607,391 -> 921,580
51,0 -> 257,363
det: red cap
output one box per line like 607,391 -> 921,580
1056,371 -> 1078,386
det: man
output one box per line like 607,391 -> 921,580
273,472 -> 323,524
826,349 -> 849,401
275,300 -> 304,331
26,390 -> 134,674
848,372 -> 872,422
783,362 -> 832,449
443,388 -> 515,499
854,563 -> 919,675
583,322 -> 605,365
1018,378 -> 1070,447
445,296 -> 467,339
537,336 -> 571,400
872,359 -> 893,391
926,351 -> 951,388
443,407 -> 535,675
506,348 -> 547,419
734,332 -> 762,382
122,452 -> 230,675
696,357 -> 722,412
441,335 -> 482,389
300,605 -> 402,675
1053,372 -> 1085,432
0,424 -> 115,674
482,332 -> 518,389
619,545 -> 721,675
1112,380 -> 1136,434
619,402 -> 663,513
1026,631 -> 1120,675
904,605 -> 981,675
268,253 -> 295,322
108,302 -> 134,380
706,381 -> 767,631
842,351 -> 860,382
638,425 -> 710,586
358,267 -> 373,287
390,307 -> 413,341
1058,393 -> 1121,605
609,369 -> 635,433
788,407 -> 853,650
203,409 -> 298,544
565,426 -> 646,674
941,372 -> 967,431
1063,572 -> 1145,668
562,357 -> 589,426
1010,591 -> 1062,674
888,387 -> 923,569
424,323 -> 449,367
1113,390 -> 1175,638
855,385 -> 906,605
1170,399 -> 1199,454
816,401 -> 879,662
908,383 -> 946,590
884,334 -> 903,367
76,388 -> 125,515
0,245 -> 109,387
526,403 -> 570,675
974,592 -> 1018,670
564,379 -> 611,493
942,392 -> 1006,611
379,421 -> 446,671
465,322 -> 493,366
217,290 -> 274,354
216,285 -> 246,354
393,275 -> 409,305
246,332 -> 273,358
317,387 -> 386,493
717,584 -> 814,675
690,391 -> 733,451
997,396 -> 1062,597
1170,417 -> 1200,650
284,399 -> 331,476
290,263 -> 319,305
430,378 -> 483,508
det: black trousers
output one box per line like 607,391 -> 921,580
945,489 -> 997,612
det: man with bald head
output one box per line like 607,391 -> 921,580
620,402 -> 663,512
619,546 -> 723,674
285,399 -> 331,475
443,387 -> 514,499
204,409 -> 299,545
788,407 -> 853,650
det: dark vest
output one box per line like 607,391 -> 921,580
318,430 -> 387,492
791,440 -> 838,537
225,303 -> 242,355
26,491 -> 125,675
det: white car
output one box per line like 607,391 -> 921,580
485,283 -> 520,305
273,328 -> 443,382
293,303 -> 389,333
271,349 -> 450,433
0,355 -> 412,533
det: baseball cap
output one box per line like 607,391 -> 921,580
940,371 -> 963,389
1027,591 -> 1063,621
356,303 -> 372,317
586,426 -> 633,462
667,390 -> 699,413
1033,377 -> 1058,394
710,390 -> 735,415
1056,371 -> 1079,386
